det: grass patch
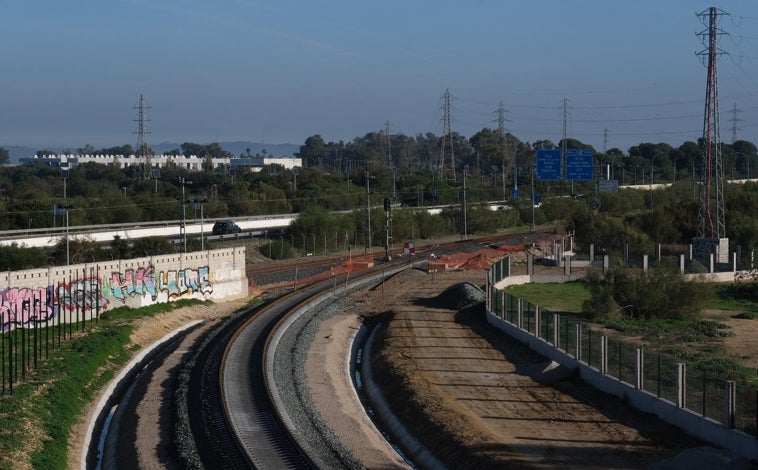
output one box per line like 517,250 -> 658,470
502,280 -> 758,383
0,298 -> 207,470
505,280 -> 589,314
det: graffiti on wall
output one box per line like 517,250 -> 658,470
0,264 -> 215,330
110,265 -> 158,302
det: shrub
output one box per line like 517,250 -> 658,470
583,266 -> 713,320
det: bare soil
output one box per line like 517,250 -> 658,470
351,269 -> 714,469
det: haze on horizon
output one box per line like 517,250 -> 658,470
1,1 -> 757,153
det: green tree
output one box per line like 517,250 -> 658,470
0,243 -> 48,270
297,135 -> 327,168
132,236 -> 177,257
0,147 -> 9,164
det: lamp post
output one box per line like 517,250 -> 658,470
462,165 -> 469,239
530,166 -> 536,232
391,166 -> 397,201
61,205 -> 75,265
179,177 -> 192,253
191,196 -> 207,251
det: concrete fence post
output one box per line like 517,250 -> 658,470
575,324 -> 582,361
656,243 -> 661,262
709,253 -> 715,274
724,380 -> 736,429
643,254 -> 648,273
552,313 -> 559,347
635,348 -> 644,390
689,244 -> 693,261
600,336 -> 608,374
677,363 -> 687,408
679,254 -> 685,274
590,243 -> 595,262
624,243 -> 629,262
603,254 -> 609,273
733,252 -> 737,273
564,256 -> 571,276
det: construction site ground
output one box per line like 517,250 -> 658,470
341,242 -> 754,469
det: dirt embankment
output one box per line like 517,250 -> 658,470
356,269 -> 709,469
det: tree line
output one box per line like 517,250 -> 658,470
1,131 -> 758,268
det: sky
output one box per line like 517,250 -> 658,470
1,0 -> 758,154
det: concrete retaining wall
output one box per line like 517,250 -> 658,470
0,247 -> 248,331
485,307 -> 758,460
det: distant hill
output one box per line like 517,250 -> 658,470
5,141 -> 300,162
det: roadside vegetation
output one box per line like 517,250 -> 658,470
0,299 -> 205,470
505,271 -> 758,383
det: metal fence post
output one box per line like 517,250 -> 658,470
517,298 -> 523,329
552,314 -> 559,347
724,380 -> 736,429
534,306 -> 541,338
600,336 -> 608,374
575,324 -> 582,361
677,363 -> 687,408
635,348 -> 644,390
500,291 -> 505,320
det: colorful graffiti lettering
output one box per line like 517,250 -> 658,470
0,264 -> 215,330
57,278 -> 109,312
0,286 -> 57,331
159,266 -> 212,298
110,265 -> 158,302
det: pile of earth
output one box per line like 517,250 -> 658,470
423,282 -> 485,310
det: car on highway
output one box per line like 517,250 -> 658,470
212,220 -> 241,235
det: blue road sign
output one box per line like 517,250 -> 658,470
566,149 -> 594,180
536,149 -> 562,180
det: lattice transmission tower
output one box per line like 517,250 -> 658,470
438,88 -> 456,180
696,7 -> 728,241
134,94 -> 152,179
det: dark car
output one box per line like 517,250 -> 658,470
212,220 -> 241,235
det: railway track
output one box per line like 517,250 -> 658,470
88,230 -> 553,469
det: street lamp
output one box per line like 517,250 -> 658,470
179,177 -> 192,253
462,165 -> 469,239
191,195 -> 207,250
60,205 -> 75,265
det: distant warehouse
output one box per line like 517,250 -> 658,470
20,154 -> 302,172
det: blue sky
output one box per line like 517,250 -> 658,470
1,0 -> 757,153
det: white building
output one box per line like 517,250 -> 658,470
20,154 -> 302,172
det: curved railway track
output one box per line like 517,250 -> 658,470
88,230 -> 553,469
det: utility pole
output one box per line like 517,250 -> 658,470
603,128 -> 609,154
365,169 -> 371,253
495,100 -> 509,203
562,98 -> 569,179
439,88 -> 456,180
462,165 -> 469,239
729,102 -> 741,144
384,120 -> 392,167
696,7 -> 727,244
134,94 -> 152,180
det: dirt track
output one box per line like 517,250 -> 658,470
355,269 -> 709,469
